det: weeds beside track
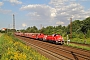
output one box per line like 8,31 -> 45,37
0,34 -> 49,60
16,35 -> 90,60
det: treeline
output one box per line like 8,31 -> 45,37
0,17 -> 89,43
0,29 -> 16,33
20,17 -> 90,39
1,17 -> 89,39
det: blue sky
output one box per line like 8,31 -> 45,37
0,0 -> 90,30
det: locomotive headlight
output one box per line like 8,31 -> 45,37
59,38 -> 61,39
58,39 -> 60,41
45,36 -> 47,37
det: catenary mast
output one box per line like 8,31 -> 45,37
13,14 -> 15,29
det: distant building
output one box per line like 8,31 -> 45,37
1,28 -> 7,31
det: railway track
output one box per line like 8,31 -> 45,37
18,37 -> 69,60
25,41 -> 69,60
16,36 -> 90,60
69,42 -> 90,47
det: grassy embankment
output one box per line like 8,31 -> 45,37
64,37 -> 90,51
65,43 -> 90,51
0,34 -> 49,60
0,33 -> 2,37
64,36 -> 90,44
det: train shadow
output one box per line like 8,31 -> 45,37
71,51 -> 79,60
43,40 -> 63,45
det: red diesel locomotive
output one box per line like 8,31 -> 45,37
15,32 -> 64,44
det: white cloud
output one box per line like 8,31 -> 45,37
27,12 -> 41,20
0,8 -> 12,14
50,8 -> 56,17
49,0 -> 68,8
20,4 -> 56,21
19,0 -> 90,27
0,1 -> 12,14
50,0 -> 90,21
56,21 -> 64,25
0,2 -> 4,6
22,23 -> 27,27
6,0 -> 22,5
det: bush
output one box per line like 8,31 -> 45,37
86,30 -> 90,38
0,34 -> 49,60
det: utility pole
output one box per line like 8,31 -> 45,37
70,18 -> 72,39
40,24 -> 42,33
13,14 -> 15,29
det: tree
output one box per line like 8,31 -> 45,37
81,17 -> 90,34
86,30 -> 90,38
25,26 -> 38,33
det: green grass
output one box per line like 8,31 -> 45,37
0,33 -> 2,37
0,34 -> 49,60
64,43 -> 90,51
71,38 -> 90,44
63,36 -> 90,44
86,38 -> 90,44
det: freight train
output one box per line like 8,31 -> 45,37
15,32 -> 64,44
